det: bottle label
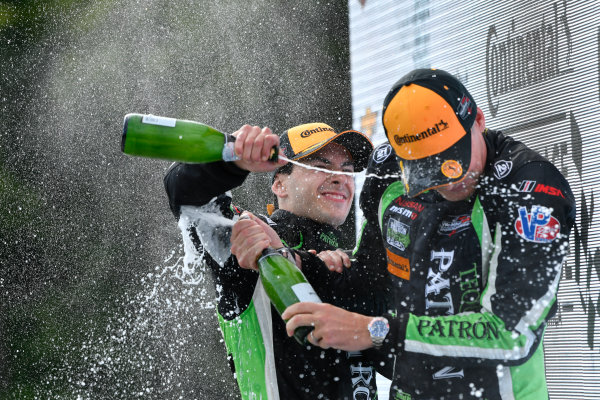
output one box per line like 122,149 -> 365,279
291,283 -> 322,303
142,115 -> 177,127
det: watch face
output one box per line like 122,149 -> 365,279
369,318 -> 389,338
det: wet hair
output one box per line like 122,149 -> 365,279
274,162 -> 294,177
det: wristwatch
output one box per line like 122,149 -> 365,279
367,317 -> 389,348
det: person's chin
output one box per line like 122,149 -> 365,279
320,209 -> 349,227
437,187 -> 475,202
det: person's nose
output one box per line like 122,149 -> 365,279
328,170 -> 349,186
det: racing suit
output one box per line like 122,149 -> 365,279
354,129 -> 576,399
164,160 -> 383,400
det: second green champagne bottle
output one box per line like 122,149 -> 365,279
258,247 -> 322,344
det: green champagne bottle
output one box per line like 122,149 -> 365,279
122,113 -> 277,163
258,247 -> 322,345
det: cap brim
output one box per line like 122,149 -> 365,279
293,130 -> 373,172
401,131 -> 471,197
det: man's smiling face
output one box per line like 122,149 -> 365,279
274,143 -> 355,228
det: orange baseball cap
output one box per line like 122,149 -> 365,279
278,122 -> 373,172
382,68 -> 477,197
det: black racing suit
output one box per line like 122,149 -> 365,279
354,129 -> 576,399
164,160 -> 385,400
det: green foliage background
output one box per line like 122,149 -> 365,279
0,1 -> 353,398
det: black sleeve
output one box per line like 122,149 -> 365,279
482,160 -> 576,333
359,143 -> 401,220
354,142 -> 402,283
164,161 -> 258,321
164,161 -> 249,217
352,143 -> 400,314
184,225 -> 259,320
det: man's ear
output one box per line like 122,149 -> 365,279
271,174 -> 288,198
474,107 -> 486,131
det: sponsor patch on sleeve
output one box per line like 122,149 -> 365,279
517,180 -> 566,198
493,160 -> 512,179
514,205 -> 560,242
386,249 -> 410,280
373,143 -> 393,163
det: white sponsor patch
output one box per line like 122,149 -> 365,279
373,143 -> 393,163
437,214 -> 471,236
493,160 -> 512,179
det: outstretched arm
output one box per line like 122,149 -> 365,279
164,125 -> 286,217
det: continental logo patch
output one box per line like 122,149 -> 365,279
386,249 -> 410,280
300,126 -> 334,138
393,119 -> 448,146
286,122 -> 338,155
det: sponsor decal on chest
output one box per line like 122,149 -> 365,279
389,205 -> 417,220
416,318 -> 500,340
437,214 -> 471,236
391,390 -> 412,400
395,197 -> 425,212
458,264 -> 481,313
425,250 -> 455,315
386,218 -> 411,251
514,205 -> 561,242
386,249 -> 410,280
319,231 -> 339,248
387,197 -> 425,221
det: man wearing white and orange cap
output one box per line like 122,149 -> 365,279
164,121 -> 383,400
282,68 -> 576,399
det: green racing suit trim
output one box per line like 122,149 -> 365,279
378,181 -> 406,228
217,300 -> 269,399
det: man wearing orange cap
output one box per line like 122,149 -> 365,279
164,122 -> 381,399
282,68 -> 576,399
